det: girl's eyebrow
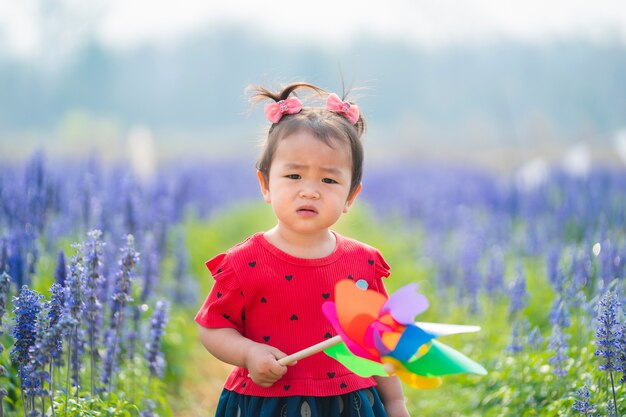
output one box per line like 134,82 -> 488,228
284,163 -> 343,176
284,163 -> 306,170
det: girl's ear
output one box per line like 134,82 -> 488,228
257,170 -> 271,203
343,183 -> 362,213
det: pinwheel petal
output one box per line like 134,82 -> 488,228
398,372 -> 443,389
381,283 -> 428,324
389,324 -> 435,362
381,357 -> 442,389
324,342 -> 388,377
334,279 -> 387,330
346,313 -> 379,346
404,340 -> 488,377
373,331 -> 394,356
322,301 -> 378,361
414,322 -> 481,337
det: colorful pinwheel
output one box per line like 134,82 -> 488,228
279,280 -> 487,389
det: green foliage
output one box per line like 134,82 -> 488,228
184,201 -> 274,294
176,205 -> 626,417
53,391 -> 140,417
160,308 -> 193,395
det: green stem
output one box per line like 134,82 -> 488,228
609,372 -> 618,416
20,387 -> 27,417
49,362 -> 56,417
106,310 -> 125,395
90,332 -> 96,397
40,378 -> 44,417
65,326 -> 74,416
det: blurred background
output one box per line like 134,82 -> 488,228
2,3 -> 626,416
1,0 -> 626,172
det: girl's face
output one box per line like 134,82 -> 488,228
257,130 -> 361,238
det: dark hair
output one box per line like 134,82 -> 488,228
250,82 -> 366,197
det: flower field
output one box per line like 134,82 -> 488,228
0,151 -> 625,416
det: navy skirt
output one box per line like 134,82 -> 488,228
215,387 -> 388,417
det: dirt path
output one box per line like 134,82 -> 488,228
170,345 -> 233,417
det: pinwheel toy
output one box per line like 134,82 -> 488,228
278,280 -> 487,389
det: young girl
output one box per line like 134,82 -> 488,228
195,82 -> 410,417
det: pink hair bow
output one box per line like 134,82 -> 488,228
264,98 -> 302,123
326,93 -> 360,125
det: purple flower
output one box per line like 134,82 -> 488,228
10,285 -> 44,404
594,291 -> 621,414
11,286 -> 42,367
546,247 -> 563,292
145,300 -> 169,378
29,307 -> 54,398
527,325 -> 543,350
459,232 -> 481,313
0,239 -> 7,274
101,234 -> 139,392
100,330 -> 117,390
62,254 -> 85,389
140,233 -> 158,303
18,362 -> 42,408
172,234 -> 197,305
54,250 -> 67,287
123,182 -> 140,236
508,264 -> 528,317
24,151 -> 50,234
572,384 -> 597,416
82,230 -> 105,392
47,283 -> 66,367
126,306 -> 142,362
549,297 -> 571,329
63,255 -> 84,325
594,291 -> 621,373
140,400 -> 157,417
506,319 -> 525,354
618,321 -> 626,384
0,269 -> 10,382
0,266 -> 11,329
485,246 -> 505,295
110,234 -> 138,315
7,234 -> 26,288
548,324 -> 569,376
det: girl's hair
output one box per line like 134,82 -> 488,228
250,82 -> 366,197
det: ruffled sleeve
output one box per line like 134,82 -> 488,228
194,253 -> 245,333
374,249 -> 391,279
370,249 -> 391,297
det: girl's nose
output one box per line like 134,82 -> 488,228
299,187 -> 320,199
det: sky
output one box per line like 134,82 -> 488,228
1,0 -> 626,58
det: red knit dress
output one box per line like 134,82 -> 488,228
195,231 -> 390,397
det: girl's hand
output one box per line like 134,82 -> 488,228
244,344 -> 290,387
373,376 -> 410,417
384,399 -> 410,417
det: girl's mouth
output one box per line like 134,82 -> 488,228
297,206 -> 318,216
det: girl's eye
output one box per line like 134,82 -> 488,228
322,178 -> 337,184
286,174 -> 300,180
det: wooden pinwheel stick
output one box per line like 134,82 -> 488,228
278,335 -> 342,366
277,335 -> 399,374
276,322 -> 481,366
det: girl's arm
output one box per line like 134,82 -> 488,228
373,376 -> 410,417
199,326 -> 290,387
